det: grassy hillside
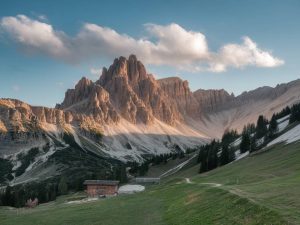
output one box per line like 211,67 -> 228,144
1,142 -> 299,225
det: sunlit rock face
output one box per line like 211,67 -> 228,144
59,55 -> 184,125
2,55 -> 300,165
193,89 -> 234,112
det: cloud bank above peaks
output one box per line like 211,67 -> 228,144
0,14 -> 284,72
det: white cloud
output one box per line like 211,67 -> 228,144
0,15 -> 68,58
209,37 -> 284,72
0,15 -> 284,72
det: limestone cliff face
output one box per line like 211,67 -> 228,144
193,89 -> 234,112
3,55 -> 300,139
56,55 -> 300,127
58,55 -> 182,125
2,55 -> 300,167
57,77 -> 119,124
0,99 -> 70,132
158,77 -> 199,117
97,56 -> 153,124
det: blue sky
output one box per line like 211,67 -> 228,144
0,0 -> 299,107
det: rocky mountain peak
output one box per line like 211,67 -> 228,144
56,55 -> 300,130
99,54 -> 147,87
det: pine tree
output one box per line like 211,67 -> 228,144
199,145 -> 209,173
116,164 -> 128,183
221,129 -> 238,146
58,176 -> 68,195
289,104 -> 300,124
207,140 -> 219,170
4,185 -> 13,206
250,136 -> 257,152
220,144 -> 229,166
256,115 -> 268,139
138,162 -> 149,176
240,131 -> 251,153
268,114 -> 278,137
274,106 -> 291,120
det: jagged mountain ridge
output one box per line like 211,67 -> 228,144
56,55 -> 233,125
1,55 -> 300,185
56,55 -> 300,136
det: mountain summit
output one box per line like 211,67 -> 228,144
1,55 -> 300,185
57,55 -> 234,127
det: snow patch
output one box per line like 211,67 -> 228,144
118,184 -> 145,194
277,115 -> 290,123
278,119 -> 289,132
66,197 -> 99,204
256,137 -> 265,147
235,150 -> 249,161
230,137 -> 242,147
267,124 -> 300,147
159,154 -> 197,178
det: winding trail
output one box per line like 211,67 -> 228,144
184,178 -> 258,204
200,182 -> 222,187
184,178 -> 221,187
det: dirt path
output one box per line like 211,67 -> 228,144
200,182 -> 222,187
184,178 -> 259,204
185,178 -> 192,183
184,178 -> 222,187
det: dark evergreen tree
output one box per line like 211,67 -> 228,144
220,144 -> 229,166
274,106 -> 291,120
256,115 -> 268,139
4,186 -> 13,206
250,136 -> 257,152
207,140 -> 219,170
138,162 -> 149,176
199,145 -> 209,173
240,131 -> 251,153
221,129 -> 239,146
115,164 -> 128,183
49,183 -> 57,201
58,176 -> 68,195
244,123 -> 256,134
268,114 -> 278,137
289,103 -> 300,124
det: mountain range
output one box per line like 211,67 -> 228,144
1,55 -> 300,185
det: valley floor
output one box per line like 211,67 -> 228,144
1,142 -> 300,225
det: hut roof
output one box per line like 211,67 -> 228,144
83,180 -> 120,185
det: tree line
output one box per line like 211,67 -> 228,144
198,130 -> 238,173
0,163 -> 128,208
198,102 -> 300,174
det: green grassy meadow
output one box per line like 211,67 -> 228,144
1,142 -> 299,225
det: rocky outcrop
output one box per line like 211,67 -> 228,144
158,77 -> 200,117
0,99 -> 72,133
58,55 -> 181,125
56,56 -> 300,129
2,55 -> 300,140
57,78 -> 119,124
193,89 -> 234,112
